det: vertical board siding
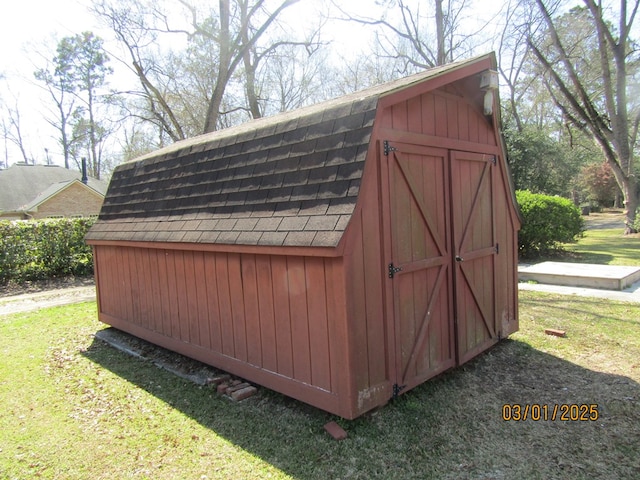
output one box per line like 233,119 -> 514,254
147,250 -> 162,335
344,161 -> 389,395
95,245 -> 342,394
361,175 -> 387,388
215,254 -> 235,357
346,210 -> 370,394
434,95 -> 448,137
166,252 -> 181,340
421,94 -> 436,136
393,89 -> 496,146
305,257 -> 332,391
451,151 -> 498,363
192,252 -> 211,350
386,145 -> 455,388
241,255 -> 262,367
287,256 -> 312,384
203,253 -> 223,352
228,254 -> 248,363
256,256 -> 278,373
493,162 -> 519,336
271,256 -> 294,377
324,257 -> 350,404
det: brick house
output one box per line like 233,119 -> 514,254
0,163 -> 108,220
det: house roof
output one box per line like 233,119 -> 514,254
0,164 -> 108,215
87,54 -> 495,247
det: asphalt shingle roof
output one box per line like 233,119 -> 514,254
87,56 -> 486,247
0,164 -> 108,214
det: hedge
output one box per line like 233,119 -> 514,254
0,217 -> 96,285
516,190 -> 584,258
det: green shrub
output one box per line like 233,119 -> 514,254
0,217 -> 96,285
516,190 -> 584,258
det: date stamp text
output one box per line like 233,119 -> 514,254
502,403 -> 599,421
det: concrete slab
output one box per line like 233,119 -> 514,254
95,327 -> 224,386
518,262 -> 640,290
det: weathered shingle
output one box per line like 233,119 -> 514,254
87,60 -> 472,247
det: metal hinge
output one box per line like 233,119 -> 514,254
388,263 -> 402,278
383,140 -> 397,156
392,383 -> 406,399
495,243 -> 500,254
491,156 -> 497,165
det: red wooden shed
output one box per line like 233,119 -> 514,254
86,53 -> 520,419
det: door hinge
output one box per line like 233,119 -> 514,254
491,156 -> 497,165
388,263 -> 402,278
392,383 -> 407,399
383,140 -> 397,156
495,243 -> 499,254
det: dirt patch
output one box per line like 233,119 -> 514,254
0,275 -> 95,298
582,210 -> 626,230
0,276 -> 96,316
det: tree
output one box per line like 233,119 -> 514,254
35,32 -> 114,178
504,125 -> 580,197
335,0 -> 492,71
34,45 -> 78,169
495,0 -> 541,132
578,161 -> 622,208
1,96 -> 33,165
246,44 -> 316,114
94,0 -> 304,139
61,32 -> 113,179
527,0 -> 640,233
199,0 -> 301,132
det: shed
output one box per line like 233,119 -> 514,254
86,53 -> 520,419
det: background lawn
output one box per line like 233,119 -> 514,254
562,227 -> 640,266
1,294 -> 639,479
555,209 -> 640,266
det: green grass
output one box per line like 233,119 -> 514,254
559,228 -> 640,266
2,297 -> 639,479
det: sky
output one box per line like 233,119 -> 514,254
0,0 -> 499,169
0,0 -> 381,168
1,0 -> 101,82
1,0 -> 107,167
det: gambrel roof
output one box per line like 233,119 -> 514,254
87,56 -> 489,247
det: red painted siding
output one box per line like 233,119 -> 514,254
94,246 -> 353,415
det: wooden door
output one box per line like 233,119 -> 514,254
384,141 -> 456,394
450,151 -> 499,364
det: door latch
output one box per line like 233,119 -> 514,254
388,263 -> 403,278
455,255 -> 464,262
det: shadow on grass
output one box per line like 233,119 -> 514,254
523,295 -> 640,327
82,330 -> 640,480
522,250 -> 616,265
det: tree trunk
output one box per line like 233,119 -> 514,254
243,46 -> 262,119
530,0 -> 639,234
622,176 -> 639,233
203,0 -> 231,133
241,2 -> 262,120
435,0 -> 446,65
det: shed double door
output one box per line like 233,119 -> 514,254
383,141 -> 498,394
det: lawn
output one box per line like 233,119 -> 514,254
1,295 -> 639,479
558,228 -> 640,266
554,210 -> 640,266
